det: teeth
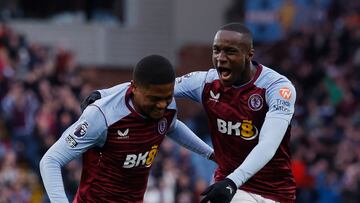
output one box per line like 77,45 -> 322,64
218,68 -> 231,79
222,70 -> 231,77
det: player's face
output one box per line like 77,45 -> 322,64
131,81 -> 174,120
212,30 -> 253,87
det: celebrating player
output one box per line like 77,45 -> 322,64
83,23 -> 297,203
183,23 -> 297,203
40,55 -> 214,203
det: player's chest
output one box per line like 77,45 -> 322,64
106,116 -> 169,146
203,87 -> 267,118
203,87 -> 268,139
99,118 -> 167,168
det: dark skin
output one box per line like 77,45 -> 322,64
212,30 -> 257,87
130,80 -> 174,120
199,30 -> 257,203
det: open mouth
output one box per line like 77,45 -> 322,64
218,67 -> 232,80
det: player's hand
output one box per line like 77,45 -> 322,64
80,91 -> 101,112
200,178 -> 237,203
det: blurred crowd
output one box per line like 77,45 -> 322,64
259,2 -> 360,203
0,0 -> 360,202
0,22 -> 91,202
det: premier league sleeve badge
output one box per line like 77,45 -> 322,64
73,120 -> 89,138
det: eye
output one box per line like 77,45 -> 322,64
213,46 -> 220,54
225,48 -> 238,55
147,96 -> 159,102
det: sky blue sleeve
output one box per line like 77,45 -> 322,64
226,79 -> 296,187
167,119 -> 214,159
227,117 -> 289,187
39,106 -> 108,203
98,83 -> 129,97
265,79 -> 296,123
174,71 -> 208,103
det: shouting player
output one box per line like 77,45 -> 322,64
187,23 -> 297,203
83,23 -> 297,203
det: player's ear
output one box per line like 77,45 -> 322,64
247,48 -> 254,60
130,80 -> 137,94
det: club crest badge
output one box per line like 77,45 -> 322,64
158,118 -> 168,135
248,94 -> 263,111
74,121 -> 89,138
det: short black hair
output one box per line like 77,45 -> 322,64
220,23 -> 253,47
133,54 -> 175,86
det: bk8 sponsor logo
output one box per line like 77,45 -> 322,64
123,145 -> 159,168
217,118 -> 259,140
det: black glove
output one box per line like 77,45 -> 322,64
80,91 -> 101,112
200,178 -> 237,203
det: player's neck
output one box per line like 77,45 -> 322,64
129,96 -> 147,118
235,62 -> 257,87
249,62 -> 257,79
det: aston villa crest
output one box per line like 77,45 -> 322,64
248,94 -> 263,111
158,118 -> 168,135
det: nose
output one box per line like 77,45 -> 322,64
216,51 -> 227,64
156,100 -> 167,110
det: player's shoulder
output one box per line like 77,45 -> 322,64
176,68 -> 219,84
91,82 -> 132,125
205,68 -> 220,83
256,64 -> 293,89
191,68 -> 219,84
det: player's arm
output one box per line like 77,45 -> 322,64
39,106 -> 108,203
80,83 -> 125,111
174,71 -> 209,102
227,80 -> 296,187
200,118 -> 289,203
167,119 -> 214,160
226,117 -> 289,187
201,80 -> 296,203
97,83 -> 124,97
81,70 -> 210,111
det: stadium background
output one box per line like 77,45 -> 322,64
0,0 -> 359,202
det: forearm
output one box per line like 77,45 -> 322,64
40,140 -> 81,203
167,120 -> 213,159
40,154 -> 69,203
227,117 -> 289,187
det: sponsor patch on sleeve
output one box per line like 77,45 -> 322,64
65,135 -> 78,148
273,99 -> 291,112
279,87 -> 292,100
